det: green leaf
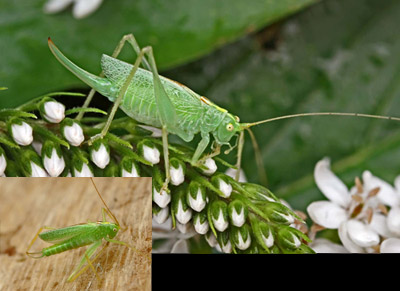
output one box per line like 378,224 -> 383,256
0,0 -> 316,108
65,107 -> 107,116
165,0 -> 400,211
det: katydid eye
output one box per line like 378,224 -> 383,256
226,123 -> 234,131
113,228 -> 117,232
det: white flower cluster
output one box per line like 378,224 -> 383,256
307,158 -> 400,253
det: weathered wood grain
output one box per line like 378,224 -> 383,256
0,178 -> 152,291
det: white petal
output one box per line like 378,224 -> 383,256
153,207 -> 170,224
194,219 -> 209,235
74,163 -> 93,177
394,175 -> 400,194
369,213 -> 392,238
362,170 -> 400,207
44,0 -> 73,13
11,122 -> 33,146
176,200 -> 192,225
170,239 -> 189,253
236,232 -> 251,250
387,207 -> 400,236
314,158 -> 351,208
44,101 -> 65,123
347,219 -> 380,248
153,187 -> 171,208
63,123 -> 84,146
201,158 -> 217,175
307,201 -> 348,229
72,0 -> 103,19
231,207 -> 245,227
43,149 -> 65,177
380,238 -> 400,253
0,154 -> 6,176
212,209 -> 228,232
225,168 -> 247,182
32,141 -> 43,155
91,144 -> 110,169
187,189 -> 206,212
142,145 -> 160,165
170,165 -> 184,186
311,238 -> 348,253
30,162 -> 49,177
338,221 -> 365,253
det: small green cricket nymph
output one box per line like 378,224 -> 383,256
26,178 -> 132,283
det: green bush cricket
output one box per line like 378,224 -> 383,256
26,178 -> 133,283
48,34 -> 400,188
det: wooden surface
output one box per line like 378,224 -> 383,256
0,178 -> 152,291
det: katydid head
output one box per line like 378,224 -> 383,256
214,114 -> 242,144
100,222 -> 120,239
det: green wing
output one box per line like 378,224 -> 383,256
39,223 -> 95,244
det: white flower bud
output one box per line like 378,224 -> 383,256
193,217 -> 209,235
176,200 -> 192,225
153,207 -> 170,224
91,143 -> 110,169
205,232 -> 218,247
218,178 -> 232,198
236,230 -> 251,250
30,161 -> 49,177
231,207 -> 245,227
220,239 -> 232,254
43,148 -> 65,177
380,238 -> 400,253
188,188 -> 206,212
201,158 -> 217,175
213,209 -> 229,232
0,154 -> 6,176
170,164 -> 185,186
142,145 -> 160,164
43,101 -> 65,123
11,121 -> 33,146
63,122 -> 84,146
153,187 -> 171,208
262,228 -> 274,248
176,222 -> 193,234
122,166 -> 140,177
73,163 -> 93,177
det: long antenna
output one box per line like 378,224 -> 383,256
90,178 -> 121,226
242,112 -> 400,128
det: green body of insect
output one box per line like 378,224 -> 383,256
37,222 -> 119,257
26,179 -> 131,282
48,38 -> 243,165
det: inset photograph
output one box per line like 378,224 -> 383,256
0,177 -> 151,290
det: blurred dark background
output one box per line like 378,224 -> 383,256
2,0 -> 400,212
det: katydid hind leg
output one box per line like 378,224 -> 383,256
89,46 -> 152,145
67,240 -> 102,282
77,33 -> 150,121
